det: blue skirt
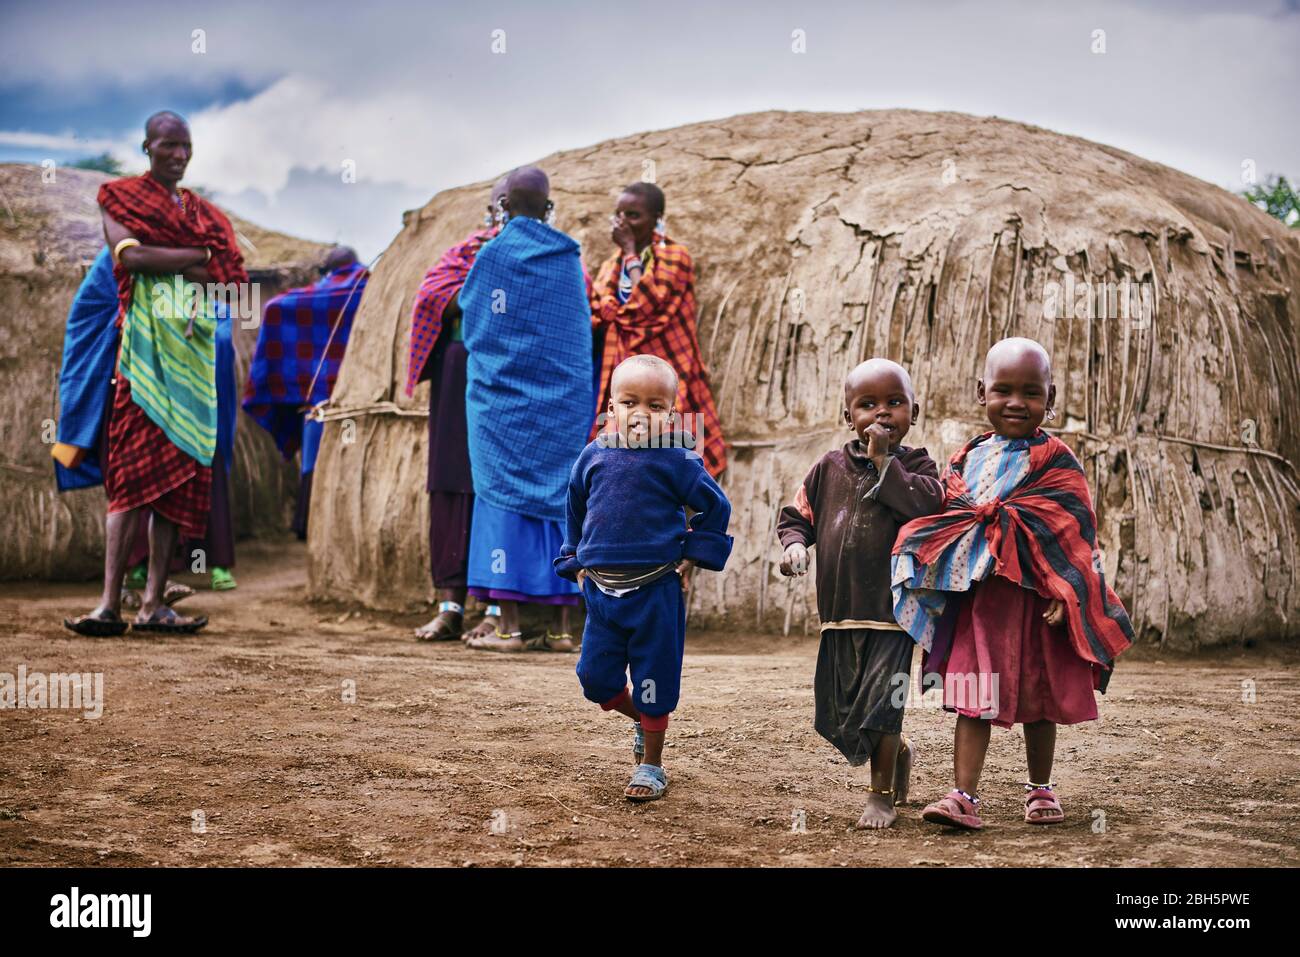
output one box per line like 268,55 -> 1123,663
466,498 -> 580,602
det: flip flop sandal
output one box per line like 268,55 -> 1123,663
63,610 -> 129,638
124,564 -> 148,591
465,630 -> 524,652
415,610 -> 463,642
522,631 -> 577,653
125,581 -> 193,609
1024,785 -> 1065,825
132,606 -> 208,635
921,789 -> 983,830
210,567 -> 237,591
893,735 -> 916,805
632,721 -> 645,763
463,614 -> 502,643
625,763 -> 668,802
164,581 -> 196,606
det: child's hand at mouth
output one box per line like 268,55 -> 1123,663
864,422 -> 894,462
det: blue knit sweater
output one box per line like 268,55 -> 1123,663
554,438 -> 733,580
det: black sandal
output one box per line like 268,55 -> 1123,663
63,609 -> 129,637
132,606 -> 208,634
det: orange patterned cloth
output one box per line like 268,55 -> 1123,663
589,236 -> 727,477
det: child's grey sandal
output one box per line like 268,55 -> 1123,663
625,763 -> 668,802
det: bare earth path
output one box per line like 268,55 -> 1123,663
2,540 -> 1297,867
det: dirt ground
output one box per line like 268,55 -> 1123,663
1,539 -> 1297,868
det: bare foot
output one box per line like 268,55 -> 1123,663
461,614 -> 500,643
855,792 -> 898,830
465,631 -> 524,653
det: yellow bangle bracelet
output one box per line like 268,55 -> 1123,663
112,237 -> 140,264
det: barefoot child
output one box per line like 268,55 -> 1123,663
555,354 -> 732,802
893,337 -> 1135,830
776,359 -> 944,829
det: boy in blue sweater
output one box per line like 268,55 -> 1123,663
555,354 -> 732,802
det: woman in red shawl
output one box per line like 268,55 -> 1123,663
409,177 -> 509,643
589,183 -> 727,481
65,111 -> 247,637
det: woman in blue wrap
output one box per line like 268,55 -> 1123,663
459,167 -> 592,653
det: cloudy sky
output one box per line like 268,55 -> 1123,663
1,0 -> 1296,259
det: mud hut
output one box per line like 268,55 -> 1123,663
0,163 -> 329,580
308,110 -> 1300,647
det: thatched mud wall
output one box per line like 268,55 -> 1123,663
309,110 -> 1300,647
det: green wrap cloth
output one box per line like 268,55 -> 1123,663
118,274 -> 219,466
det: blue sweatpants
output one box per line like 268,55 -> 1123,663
576,573 -> 686,726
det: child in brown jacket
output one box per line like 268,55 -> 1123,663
777,358 -> 944,828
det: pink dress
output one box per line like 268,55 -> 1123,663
941,573 -> 1098,727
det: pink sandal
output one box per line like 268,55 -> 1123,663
921,789 -> 983,830
1024,784 -> 1065,825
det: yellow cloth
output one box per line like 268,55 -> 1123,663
51,442 -> 89,469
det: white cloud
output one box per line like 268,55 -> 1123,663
0,131 -> 123,153
5,0 -> 1295,259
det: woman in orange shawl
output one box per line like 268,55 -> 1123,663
589,183 -> 727,479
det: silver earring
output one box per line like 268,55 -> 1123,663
1046,408 -> 1056,421
656,218 -> 666,245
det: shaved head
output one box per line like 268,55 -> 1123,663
144,110 -> 187,139
984,337 -> 1052,385
842,357 -> 919,448
322,245 -> 358,272
979,336 -> 1055,438
621,181 -> 665,218
844,357 -> 914,403
611,354 -> 678,397
503,166 -> 550,220
142,110 -> 192,186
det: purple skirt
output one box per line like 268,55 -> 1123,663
426,337 -> 473,494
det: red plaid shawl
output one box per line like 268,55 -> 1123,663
893,432 -> 1134,669
97,174 -> 247,321
405,227 -> 496,396
590,237 -> 728,477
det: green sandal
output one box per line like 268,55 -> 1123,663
124,563 -> 148,591
211,567 -> 237,591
